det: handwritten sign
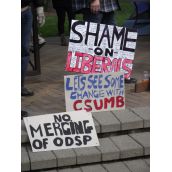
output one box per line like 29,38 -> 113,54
23,111 -> 99,152
64,72 -> 125,112
65,20 -> 138,79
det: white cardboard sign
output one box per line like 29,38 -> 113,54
64,72 -> 125,112
24,111 -> 99,152
65,20 -> 138,79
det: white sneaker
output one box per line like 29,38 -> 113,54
38,35 -> 46,45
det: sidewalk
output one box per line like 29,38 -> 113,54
22,36 -> 150,116
21,36 -> 150,172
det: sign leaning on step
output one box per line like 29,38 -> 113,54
65,20 -> 138,79
24,111 -> 99,152
64,72 -> 125,112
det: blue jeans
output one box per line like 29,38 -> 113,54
82,8 -> 115,25
21,8 -> 32,87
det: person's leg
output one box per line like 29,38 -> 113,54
21,8 -> 34,96
82,8 -> 103,23
101,11 -> 115,25
66,4 -> 75,34
55,7 -> 68,46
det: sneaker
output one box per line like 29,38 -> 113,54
21,87 -> 34,97
21,110 -> 28,120
38,35 -> 46,48
60,34 -> 68,46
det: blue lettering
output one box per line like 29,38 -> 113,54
120,75 -> 124,88
88,75 -> 99,89
104,75 -> 111,88
80,76 -> 86,91
98,75 -> 103,89
70,92 -> 77,99
106,89 -> 113,96
66,78 -> 73,90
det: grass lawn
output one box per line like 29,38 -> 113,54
39,0 -> 135,37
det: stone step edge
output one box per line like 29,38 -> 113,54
34,157 -> 150,172
21,132 -> 150,171
22,106 -> 150,144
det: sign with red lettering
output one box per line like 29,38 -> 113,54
64,72 -> 125,112
23,111 -> 99,152
65,20 -> 138,79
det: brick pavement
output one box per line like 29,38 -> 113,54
22,36 -> 149,116
21,36 -> 150,172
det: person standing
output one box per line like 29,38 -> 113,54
52,0 -> 74,46
72,0 -> 119,25
21,0 -> 45,118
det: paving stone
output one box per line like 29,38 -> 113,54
112,109 -> 143,130
124,159 -> 150,172
129,132 -> 150,155
27,146 -> 57,170
125,83 -> 135,93
58,167 -> 82,172
53,149 -> 76,167
40,170 -> 57,172
96,138 -> 120,161
21,146 -> 30,171
103,162 -> 131,172
21,120 -> 29,143
81,164 -> 106,172
74,147 -> 101,165
93,111 -> 120,133
144,158 -> 150,166
93,118 -> 101,133
131,107 -> 150,128
110,135 -> 143,159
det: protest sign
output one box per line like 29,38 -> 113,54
64,72 -> 125,112
65,20 -> 138,79
23,111 -> 99,152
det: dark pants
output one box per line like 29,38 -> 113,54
55,5 -> 74,35
82,8 -> 115,25
21,8 -> 33,88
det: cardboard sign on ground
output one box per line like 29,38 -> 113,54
65,20 -> 138,79
23,111 -> 99,152
64,72 -> 125,112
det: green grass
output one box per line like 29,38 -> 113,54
39,0 -> 135,37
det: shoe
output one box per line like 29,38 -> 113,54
21,110 -> 28,120
38,35 -> 46,48
125,77 -> 137,84
38,35 -> 46,45
60,34 -> 68,46
21,87 -> 34,97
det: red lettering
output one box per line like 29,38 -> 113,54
73,100 -> 82,110
65,51 -> 73,71
80,53 -> 93,74
116,96 -> 124,108
65,51 -> 83,72
104,97 -> 115,109
102,57 -> 112,73
66,52 -> 134,79
74,52 -> 84,72
84,99 -> 92,111
94,99 -> 103,110
91,56 -> 103,73
112,58 -> 121,72
122,59 -> 133,79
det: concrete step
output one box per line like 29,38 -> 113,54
52,158 -> 150,172
21,131 -> 150,171
21,107 -> 150,144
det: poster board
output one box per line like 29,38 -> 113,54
64,72 -> 125,112
24,111 -> 99,152
65,20 -> 138,79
